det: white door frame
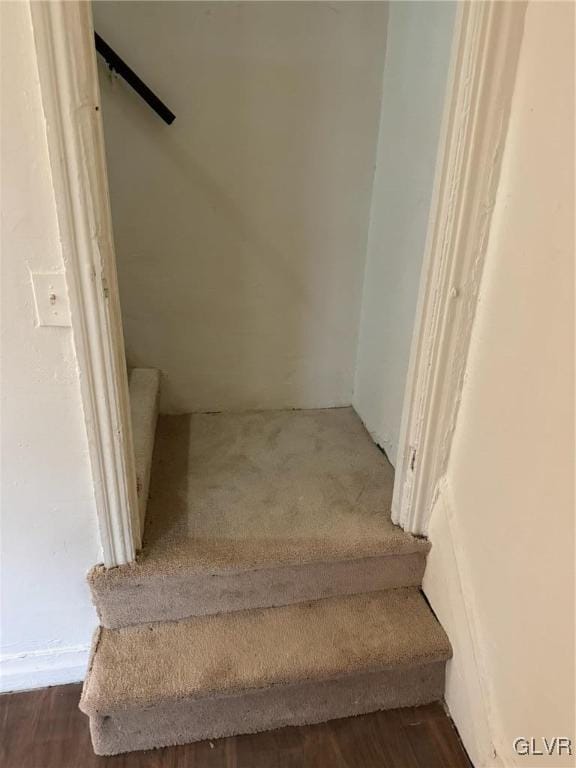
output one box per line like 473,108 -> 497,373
30,1 -> 140,567
29,0 -> 527,564
392,1 -> 527,534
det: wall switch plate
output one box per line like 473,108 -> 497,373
30,273 -> 72,327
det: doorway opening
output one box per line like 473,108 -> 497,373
90,1 -> 456,568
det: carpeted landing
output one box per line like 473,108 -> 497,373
89,408 -> 430,627
83,407 -> 450,755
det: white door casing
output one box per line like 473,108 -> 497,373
30,1 -> 140,566
392,1 -> 527,534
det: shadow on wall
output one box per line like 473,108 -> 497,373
94,1 -> 388,413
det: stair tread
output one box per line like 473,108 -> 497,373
80,588 -> 451,715
91,408 -> 428,588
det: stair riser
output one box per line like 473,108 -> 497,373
91,552 -> 427,628
89,662 -> 446,755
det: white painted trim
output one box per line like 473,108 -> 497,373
392,1 -> 527,534
30,2 -> 140,566
0,644 -> 91,693
423,478 -> 504,768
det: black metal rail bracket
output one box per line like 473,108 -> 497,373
95,33 -> 176,125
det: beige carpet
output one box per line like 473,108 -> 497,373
128,368 -> 160,533
144,407 -> 425,568
87,664 -> 447,755
82,408 -> 450,755
89,408 -> 429,627
80,588 -> 451,755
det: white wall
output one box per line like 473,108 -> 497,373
93,1 -> 388,414
0,1 -> 101,692
354,1 -> 455,465
424,3 -> 575,765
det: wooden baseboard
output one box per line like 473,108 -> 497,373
423,479 -> 503,768
0,644 -> 90,693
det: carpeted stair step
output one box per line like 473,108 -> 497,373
89,544 -> 428,628
88,408 -> 430,628
128,368 -> 160,533
80,587 -> 451,755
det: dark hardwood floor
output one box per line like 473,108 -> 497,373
0,684 -> 472,768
